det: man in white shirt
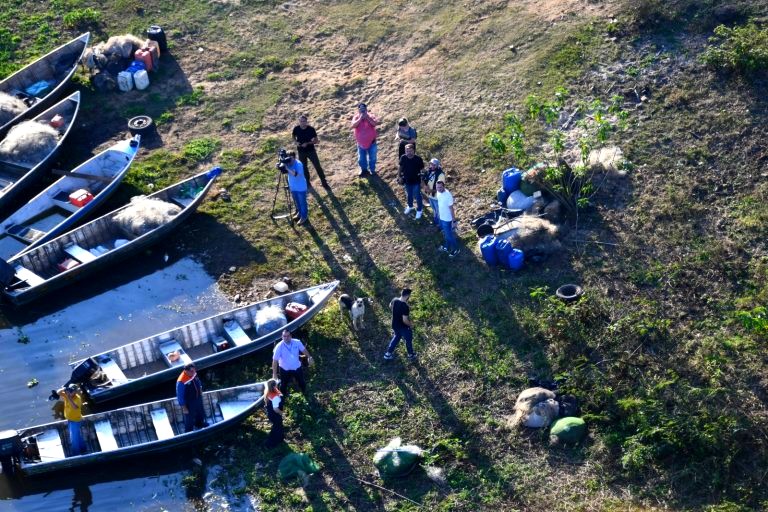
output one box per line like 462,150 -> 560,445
436,180 -> 459,257
272,329 -> 314,397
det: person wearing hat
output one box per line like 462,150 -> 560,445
176,363 -> 206,432
394,118 -> 417,159
351,102 -> 380,177
57,384 -> 86,455
422,158 -> 446,226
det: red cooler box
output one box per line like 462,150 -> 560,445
285,302 -> 308,320
69,189 -> 93,207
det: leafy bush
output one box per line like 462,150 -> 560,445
183,138 -> 221,161
62,8 -> 101,29
702,22 -> 768,73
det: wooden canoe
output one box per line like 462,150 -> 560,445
0,134 -> 141,260
0,33 -> 89,138
8,382 -> 264,476
1,167 -> 222,305
68,281 -> 338,403
0,90 -> 81,211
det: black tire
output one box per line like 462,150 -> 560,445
128,115 -> 154,135
556,284 -> 584,303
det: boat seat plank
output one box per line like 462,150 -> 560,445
169,195 -> 194,208
218,401 -> 252,421
94,419 -> 119,452
223,320 -> 252,347
64,243 -> 97,263
7,225 -> 45,244
158,340 -> 192,367
37,429 -> 66,461
151,408 -> 175,440
99,356 -> 128,384
14,265 -> 45,287
52,191 -> 80,213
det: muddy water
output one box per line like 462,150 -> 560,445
0,255 -> 254,510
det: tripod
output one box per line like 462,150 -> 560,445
270,170 -> 295,224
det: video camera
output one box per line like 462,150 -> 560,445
275,148 -> 291,173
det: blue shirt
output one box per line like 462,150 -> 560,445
286,160 -> 307,192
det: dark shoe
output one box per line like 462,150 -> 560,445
383,352 -> 394,360
358,170 -> 369,178
449,249 -> 460,257
407,353 -> 417,361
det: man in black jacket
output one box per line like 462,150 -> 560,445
398,144 -> 424,219
292,114 -> 328,188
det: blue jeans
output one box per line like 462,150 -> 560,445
405,184 -> 423,211
291,191 -> 308,220
387,326 -> 414,355
69,420 -> 85,455
440,220 -> 458,251
357,143 -> 377,173
428,197 -> 439,224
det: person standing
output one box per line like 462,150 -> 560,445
351,102 -> 379,177
421,158 -> 445,226
292,114 -> 328,188
283,151 -> 309,225
263,378 -> 284,448
398,144 -> 425,219
394,118 -> 417,159
176,363 -> 206,433
436,180 -> 459,257
272,329 -> 314,397
384,288 -> 416,361
58,384 -> 86,456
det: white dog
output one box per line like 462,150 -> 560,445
339,294 -> 368,330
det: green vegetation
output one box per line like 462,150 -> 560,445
182,138 -> 221,162
62,7 -> 101,29
702,22 -> 768,74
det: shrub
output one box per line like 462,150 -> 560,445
62,8 -> 101,29
702,22 -> 768,74
183,138 -> 221,162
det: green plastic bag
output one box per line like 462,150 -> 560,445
373,437 -> 423,478
278,453 -> 320,481
549,417 -> 586,444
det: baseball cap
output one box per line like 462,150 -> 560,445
430,158 -> 440,166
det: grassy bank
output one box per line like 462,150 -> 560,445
2,0 -> 767,510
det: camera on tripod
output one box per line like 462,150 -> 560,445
276,148 -> 291,173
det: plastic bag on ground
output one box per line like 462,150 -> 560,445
278,453 -> 319,481
373,437 -> 423,478
549,416 -> 586,444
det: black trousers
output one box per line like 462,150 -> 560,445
297,146 -> 326,183
278,366 -> 306,397
265,409 -> 284,447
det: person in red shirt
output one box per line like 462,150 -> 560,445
351,103 -> 379,177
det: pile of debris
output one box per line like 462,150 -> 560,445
82,33 -> 162,92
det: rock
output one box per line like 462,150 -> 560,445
229,266 -> 236,273
234,294 -> 241,303
273,281 -> 290,293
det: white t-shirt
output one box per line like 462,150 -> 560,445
272,339 -> 306,371
436,189 -> 454,221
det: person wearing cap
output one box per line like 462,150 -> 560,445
263,378 -> 284,448
436,180 -> 459,257
422,158 -> 446,226
351,102 -> 379,177
394,118 -> 417,159
292,114 -> 328,188
282,150 -> 309,225
57,384 -> 86,456
272,329 -> 314,397
398,144 -> 425,219
176,364 -> 206,432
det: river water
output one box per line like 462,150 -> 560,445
0,254 -> 256,510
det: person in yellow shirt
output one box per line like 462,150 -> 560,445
58,384 -> 86,456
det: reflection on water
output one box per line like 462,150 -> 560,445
0,255 -> 245,510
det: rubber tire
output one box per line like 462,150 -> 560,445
128,115 -> 154,135
556,284 -> 583,303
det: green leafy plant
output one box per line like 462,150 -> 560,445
182,138 -> 221,162
62,8 -> 101,29
702,22 -> 768,74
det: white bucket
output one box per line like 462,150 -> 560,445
133,69 -> 150,91
117,71 -> 134,92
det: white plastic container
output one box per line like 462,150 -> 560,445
117,71 -> 134,92
133,69 -> 150,90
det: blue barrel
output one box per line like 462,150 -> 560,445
496,187 -> 509,205
494,238 -> 513,268
507,248 -> 524,270
479,235 -> 498,266
502,167 -> 523,193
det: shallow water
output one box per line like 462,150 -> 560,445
0,254 -> 250,510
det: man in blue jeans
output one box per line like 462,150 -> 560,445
398,144 -> 424,219
384,288 -> 416,361
283,151 -> 309,225
436,180 -> 459,257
